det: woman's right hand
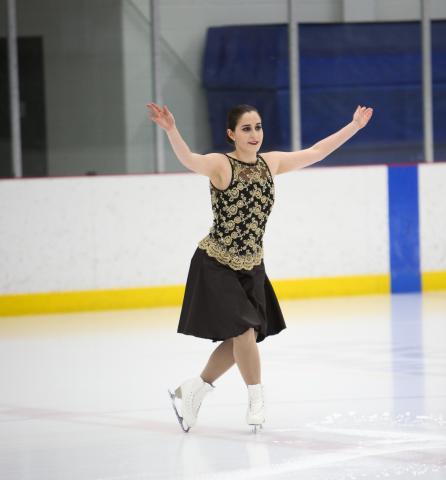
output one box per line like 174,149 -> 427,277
146,102 -> 175,131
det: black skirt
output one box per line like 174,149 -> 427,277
177,247 -> 286,343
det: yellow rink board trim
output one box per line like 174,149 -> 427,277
0,286 -> 186,316
0,273 -> 393,317
0,272 -> 444,317
273,274 -> 390,298
422,271 -> 446,292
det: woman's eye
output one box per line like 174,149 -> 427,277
241,125 -> 262,132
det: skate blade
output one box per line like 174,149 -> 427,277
168,389 -> 190,433
250,423 -> 264,433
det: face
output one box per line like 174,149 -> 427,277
227,111 -> 263,151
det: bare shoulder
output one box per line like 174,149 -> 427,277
203,153 -> 232,191
258,152 -> 280,177
206,152 -> 231,176
260,148 -> 320,175
188,152 -> 228,177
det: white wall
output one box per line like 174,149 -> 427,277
0,165 -> 390,295
2,162 -> 445,295
266,165 -> 389,279
0,172 -> 210,293
419,163 -> 446,272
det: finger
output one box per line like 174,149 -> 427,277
147,103 -> 159,112
149,103 -> 162,112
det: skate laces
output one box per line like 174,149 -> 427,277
248,385 -> 264,412
184,379 -> 213,417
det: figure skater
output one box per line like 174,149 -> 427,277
146,102 -> 373,433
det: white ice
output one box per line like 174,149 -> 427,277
0,292 -> 445,479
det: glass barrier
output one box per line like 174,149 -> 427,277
1,0 -> 154,177
1,1 -> 445,177
432,19 -> 446,162
299,21 -> 424,166
1,0 -> 12,177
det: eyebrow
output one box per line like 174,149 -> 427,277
241,123 -> 262,127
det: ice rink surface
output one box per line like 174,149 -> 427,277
0,292 -> 445,480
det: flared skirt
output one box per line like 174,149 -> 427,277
177,247 -> 286,343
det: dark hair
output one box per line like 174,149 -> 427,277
225,104 -> 260,145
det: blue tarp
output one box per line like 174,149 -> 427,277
202,21 -> 446,164
203,25 -> 289,90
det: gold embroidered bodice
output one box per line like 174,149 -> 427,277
198,153 -> 275,271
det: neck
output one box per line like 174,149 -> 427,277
232,149 -> 258,163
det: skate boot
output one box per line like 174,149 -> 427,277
168,376 -> 214,432
246,384 -> 265,433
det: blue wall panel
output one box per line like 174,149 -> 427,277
388,166 -> 421,293
203,21 -> 446,164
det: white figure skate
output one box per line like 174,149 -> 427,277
247,384 -> 265,433
168,376 -> 214,432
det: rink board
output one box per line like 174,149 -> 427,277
0,163 -> 445,315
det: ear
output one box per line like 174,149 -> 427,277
227,129 -> 235,142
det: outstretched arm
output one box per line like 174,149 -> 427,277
263,105 -> 374,175
146,102 -> 222,177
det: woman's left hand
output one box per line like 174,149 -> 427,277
352,105 -> 374,129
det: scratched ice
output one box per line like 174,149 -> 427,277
0,293 -> 445,479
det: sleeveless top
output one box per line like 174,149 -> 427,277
197,153 -> 275,271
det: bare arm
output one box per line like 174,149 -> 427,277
263,105 -> 373,175
146,102 -> 222,177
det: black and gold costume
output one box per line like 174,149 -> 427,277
177,153 -> 286,343
198,154 -> 275,271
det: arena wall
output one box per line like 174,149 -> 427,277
1,163 -> 444,315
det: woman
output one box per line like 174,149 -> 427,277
147,102 -> 373,433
